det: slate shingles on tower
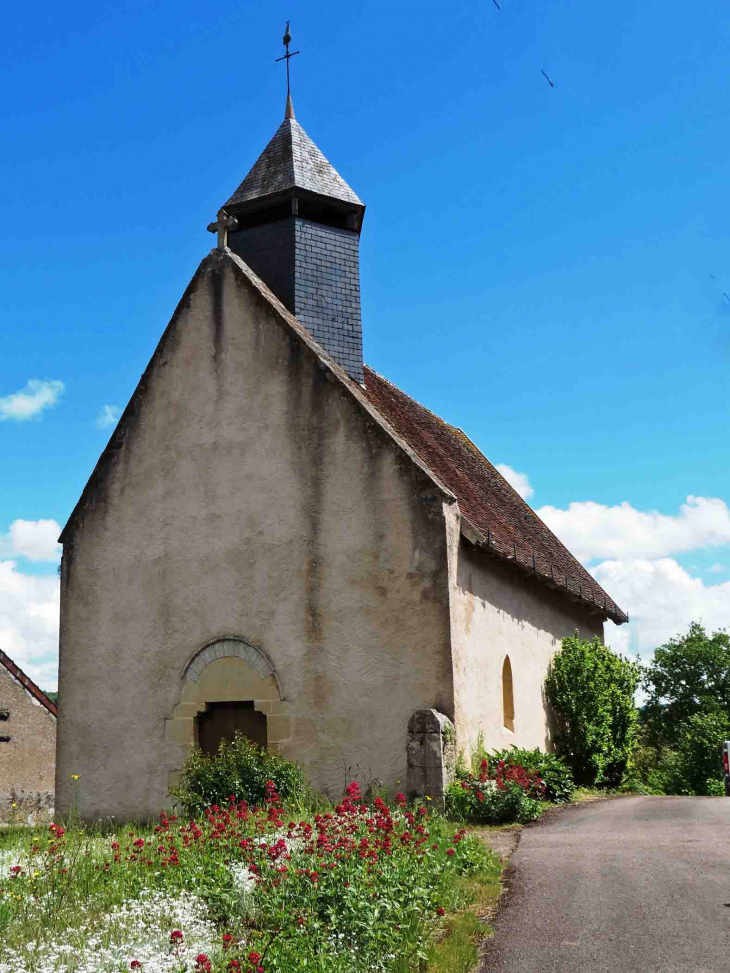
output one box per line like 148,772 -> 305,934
223,96 -> 366,384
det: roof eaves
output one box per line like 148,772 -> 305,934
459,515 -> 628,625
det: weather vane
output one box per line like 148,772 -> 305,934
275,21 -> 300,96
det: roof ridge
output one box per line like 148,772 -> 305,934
0,648 -> 58,718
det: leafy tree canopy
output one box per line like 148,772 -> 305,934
641,622 -> 730,747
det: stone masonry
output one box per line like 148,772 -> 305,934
406,709 -> 456,809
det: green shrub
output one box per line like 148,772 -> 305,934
485,745 -> 575,804
545,633 -> 642,787
447,751 -> 545,824
446,778 -> 544,824
169,732 -> 306,816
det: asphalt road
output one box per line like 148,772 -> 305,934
480,795 -> 730,973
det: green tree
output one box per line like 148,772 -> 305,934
641,622 -> 730,749
667,711 -> 730,795
545,633 -> 642,787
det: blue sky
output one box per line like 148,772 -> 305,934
2,0 -> 729,690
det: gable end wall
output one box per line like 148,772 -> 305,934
56,257 -> 454,820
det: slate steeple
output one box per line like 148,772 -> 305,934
222,97 -> 366,384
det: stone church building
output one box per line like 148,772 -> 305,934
55,96 -> 626,821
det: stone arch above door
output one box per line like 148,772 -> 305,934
166,638 -> 292,788
182,637 -> 285,699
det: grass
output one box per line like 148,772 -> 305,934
419,824 -> 513,973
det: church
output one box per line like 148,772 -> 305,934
55,90 -> 627,821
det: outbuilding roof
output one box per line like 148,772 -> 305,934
0,649 -> 58,717
362,367 -> 628,625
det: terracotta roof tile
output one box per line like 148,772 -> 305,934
362,366 -> 627,625
0,649 -> 58,717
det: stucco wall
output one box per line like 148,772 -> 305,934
0,665 -> 56,820
445,507 -> 604,759
56,254 -> 454,821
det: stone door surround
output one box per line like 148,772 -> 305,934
165,637 -> 292,788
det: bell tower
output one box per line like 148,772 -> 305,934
221,75 -> 366,384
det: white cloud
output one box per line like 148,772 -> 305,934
537,495 -> 730,562
709,563 -> 726,573
594,558 -> 730,661
0,379 -> 64,421
0,560 -> 59,690
96,404 -> 121,429
2,520 -> 62,562
495,464 -> 534,500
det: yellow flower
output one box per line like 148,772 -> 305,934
71,774 -> 81,780
11,803 -> 17,808
425,795 -> 432,801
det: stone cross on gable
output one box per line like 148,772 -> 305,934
207,208 -> 238,249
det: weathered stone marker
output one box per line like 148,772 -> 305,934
407,708 -> 456,809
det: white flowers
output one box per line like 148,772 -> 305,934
0,890 -> 221,973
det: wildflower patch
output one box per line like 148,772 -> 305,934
0,780 -> 499,972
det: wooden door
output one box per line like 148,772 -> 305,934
197,701 -> 267,756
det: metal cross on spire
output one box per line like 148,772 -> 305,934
275,21 -> 300,98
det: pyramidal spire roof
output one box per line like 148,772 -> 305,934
224,99 -> 363,210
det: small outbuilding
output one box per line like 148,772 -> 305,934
0,649 -> 57,822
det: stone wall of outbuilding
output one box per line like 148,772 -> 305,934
0,664 -> 56,823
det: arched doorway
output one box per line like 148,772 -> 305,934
165,637 -> 292,787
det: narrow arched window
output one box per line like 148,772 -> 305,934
502,656 -> 515,732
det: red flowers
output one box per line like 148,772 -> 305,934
169,930 -> 184,945
130,963 -> 141,970
394,792 -> 407,807
436,906 -> 445,916
344,781 -> 362,801
248,951 -> 261,964
445,848 -> 455,856
195,955 -> 212,972
222,933 -> 234,949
